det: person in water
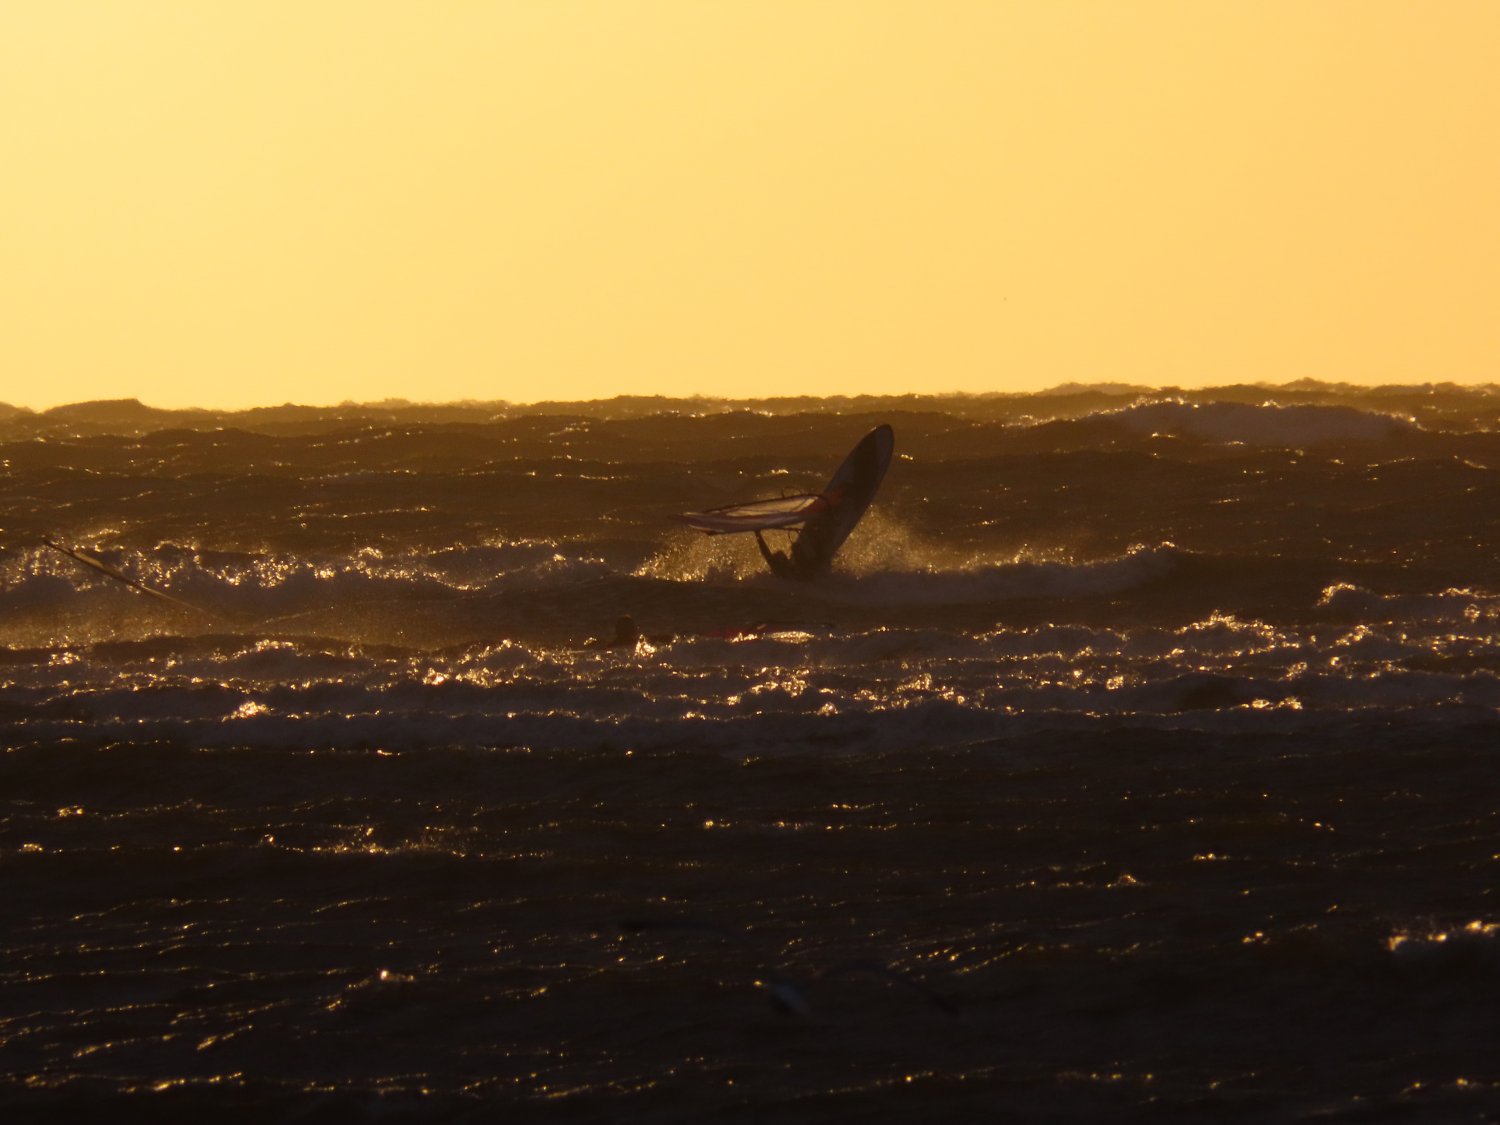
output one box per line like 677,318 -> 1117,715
589,614 -> 674,648
752,483 -> 849,581
754,530 -> 815,581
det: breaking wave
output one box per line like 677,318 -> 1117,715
818,544 -> 1181,606
1092,399 -> 1418,446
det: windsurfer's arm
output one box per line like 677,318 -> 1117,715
754,530 -> 794,579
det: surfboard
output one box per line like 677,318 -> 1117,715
678,423 -> 894,576
790,423 -> 894,572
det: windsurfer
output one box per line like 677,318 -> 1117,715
753,526 -> 827,581
752,483 -> 849,581
677,424 -> 892,580
753,530 -> 802,580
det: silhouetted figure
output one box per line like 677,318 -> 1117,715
586,614 -> 673,649
753,530 -> 804,580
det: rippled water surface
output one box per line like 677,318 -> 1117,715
4,387 -> 1500,1121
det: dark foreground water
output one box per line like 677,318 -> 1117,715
3,385 -> 1500,1121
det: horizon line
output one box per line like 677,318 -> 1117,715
5,378 -> 1498,416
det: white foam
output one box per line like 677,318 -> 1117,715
817,544 -> 1180,606
1099,400 -> 1417,446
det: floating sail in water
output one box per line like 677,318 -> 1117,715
44,539 -> 224,621
678,493 -> 830,534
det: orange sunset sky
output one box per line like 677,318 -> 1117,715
3,1 -> 1497,410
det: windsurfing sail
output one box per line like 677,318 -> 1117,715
677,493 -> 830,535
677,424 -> 895,579
44,539 -> 224,620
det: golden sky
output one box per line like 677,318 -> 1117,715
3,1 -> 1497,409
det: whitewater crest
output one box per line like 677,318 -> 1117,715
1096,399 -> 1418,446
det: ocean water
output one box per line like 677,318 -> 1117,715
3,385 -> 1500,1121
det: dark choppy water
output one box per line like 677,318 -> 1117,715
3,386 -> 1500,1121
